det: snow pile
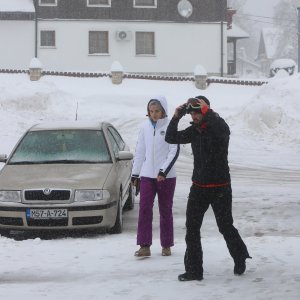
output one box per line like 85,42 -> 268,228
229,74 -> 300,146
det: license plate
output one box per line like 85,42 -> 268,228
26,208 -> 68,219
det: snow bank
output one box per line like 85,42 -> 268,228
229,74 -> 300,146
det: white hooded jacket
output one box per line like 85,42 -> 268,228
132,96 -> 179,179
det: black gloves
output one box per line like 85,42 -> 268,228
131,175 -> 141,196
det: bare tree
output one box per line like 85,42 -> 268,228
272,0 -> 297,60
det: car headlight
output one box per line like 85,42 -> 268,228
74,190 -> 110,202
0,191 -> 21,203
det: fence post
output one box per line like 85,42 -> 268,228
29,58 -> 42,81
194,64 -> 207,89
111,61 -> 124,84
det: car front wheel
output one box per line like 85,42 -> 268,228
124,183 -> 135,211
108,191 -> 123,234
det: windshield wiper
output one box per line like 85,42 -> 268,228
42,159 -> 98,164
8,161 -> 43,165
9,160 -> 98,165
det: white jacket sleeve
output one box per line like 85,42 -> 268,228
131,127 -> 146,176
159,143 -> 180,176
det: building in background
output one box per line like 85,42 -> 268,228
256,27 -> 296,77
0,0 -> 35,70
0,0 -> 228,76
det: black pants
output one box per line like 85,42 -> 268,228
184,185 -> 250,276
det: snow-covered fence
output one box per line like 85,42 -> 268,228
0,69 -> 268,86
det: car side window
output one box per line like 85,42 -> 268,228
107,127 -> 125,150
106,130 -> 120,157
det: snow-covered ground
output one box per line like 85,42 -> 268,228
0,73 -> 299,300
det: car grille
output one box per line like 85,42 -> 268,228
0,217 -> 24,226
27,219 -> 68,227
24,190 -> 71,201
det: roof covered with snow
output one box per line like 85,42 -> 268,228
260,27 -> 282,59
227,23 -> 250,39
0,0 -> 35,12
0,0 -> 35,20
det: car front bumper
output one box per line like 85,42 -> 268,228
0,201 -> 117,231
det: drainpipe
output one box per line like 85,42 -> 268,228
34,0 -> 38,58
35,13 -> 38,58
220,0 -> 224,77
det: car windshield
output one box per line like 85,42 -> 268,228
8,130 -> 111,164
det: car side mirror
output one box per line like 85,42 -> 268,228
0,154 -> 7,163
117,151 -> 133,161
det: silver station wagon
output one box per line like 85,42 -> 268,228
0,122 -> 134,235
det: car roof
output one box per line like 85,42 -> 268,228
29,121 -> 109,131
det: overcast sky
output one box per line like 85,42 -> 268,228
243,0 -> 283,17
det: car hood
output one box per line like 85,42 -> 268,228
0,164 -> 113,190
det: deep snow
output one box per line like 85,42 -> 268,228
0,73 -> 299,300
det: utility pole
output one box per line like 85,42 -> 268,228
220,0 -> 225,77
297,6 -> 300,72
293,0 -> 300,72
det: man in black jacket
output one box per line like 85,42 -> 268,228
165,96 -> 251,282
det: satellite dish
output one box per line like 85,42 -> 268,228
177,0 -> 193,18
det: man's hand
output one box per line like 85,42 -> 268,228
174,103 -> 187,119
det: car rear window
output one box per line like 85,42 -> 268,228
8,130 -> 111,164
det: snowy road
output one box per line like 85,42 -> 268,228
0,74 -> 299,299
1,168 -> 299,300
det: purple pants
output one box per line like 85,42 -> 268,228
137,177 -> 176,248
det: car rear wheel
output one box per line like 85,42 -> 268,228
108,191 -> 123,234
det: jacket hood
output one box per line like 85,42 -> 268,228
147,95 -> 168,117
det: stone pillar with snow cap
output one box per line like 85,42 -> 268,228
111,61 -> 124,84
194,64 -> 207,89
29,58 -> 42,81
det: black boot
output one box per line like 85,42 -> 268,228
234,257 -> 246,275
178,272 -> 203,281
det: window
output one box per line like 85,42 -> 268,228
9,130 -> 111,164
108,127 -> 125,150
87,0 -> 111,7
39,0 -> 57,6
136,32 -> 155,55
89,31 -> 109,54
134,0 -> 157,8
40,30 -> 55,47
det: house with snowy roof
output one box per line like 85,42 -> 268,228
0,0 -> 230,75
256,28 -> 281,76
256,27 -> 296,77
0,0 -> 36,69
227,21 -> 250,76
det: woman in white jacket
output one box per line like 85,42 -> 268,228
132,96 -> 179,257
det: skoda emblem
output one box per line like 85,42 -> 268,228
43,188 -> 51,195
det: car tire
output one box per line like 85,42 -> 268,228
0,229 -> 10,237
124,183 -> 135,211
108,191 -> 123,234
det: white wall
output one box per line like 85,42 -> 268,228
37,20 -> 227,74
0,20 -> 35,69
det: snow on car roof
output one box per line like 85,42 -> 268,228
30,121 -> 106,131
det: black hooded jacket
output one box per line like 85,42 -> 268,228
165,109 -> 231,185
